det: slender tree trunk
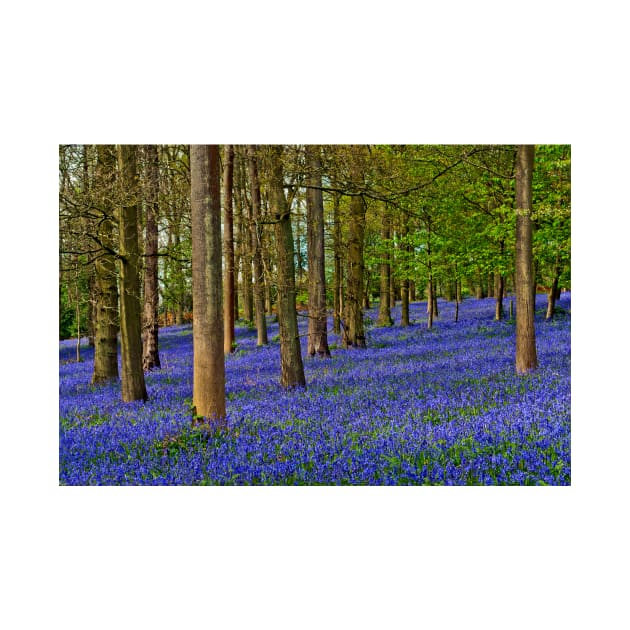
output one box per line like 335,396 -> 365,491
376,208 -> 393,326
268,145 -> 305,387
426,228 -> 434,329
174,227 -> 184,326
117,145 -> 148,402
92,144 -> 119,384
306,145 -> 330,357
238,167 -> 254,322
475,267 -> 485,299
343,151 -> 367,348
546,263 -> 560,320
142,145 -> 161,371
515,144 -> 538,374
494,272 -> 504,321
190,145 -> 226,425
247,145 -> 268,345
454,275 -> 461,322
400,217 -> 410,327
332,192 -> 342,335
223,144 -> 236,353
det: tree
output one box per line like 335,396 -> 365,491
142,144 -> 161,371
515,144 -> 538,374
343,146 -> 368,348
223,144 -> 236,353
117,145 -> 148,402
268,145 -> 306,387
305,145 -> 331,357
91,144 -> 119,384
190,144 -> 226,426
246,145 -> 269,346
376,204 -> 393,327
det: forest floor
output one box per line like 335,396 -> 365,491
59,294 -> 570,485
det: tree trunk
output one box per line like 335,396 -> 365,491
332,192 -> 342,335
376,208 -> 393,327
142,145 -> 161,371
239,177 -> 254,322
247,145 -> 268,345
306,145 -> 330,357
546,264 -> 560,320
400,218 -> 410,327
343,150 -> 367,348
494,272 -> 504,321
515,144 -> 538,374
190,145 -> 226,425
268,145 -> 306,387
92,144 -> 119,384
117,145 -> 148,402
223,145 -> 236,353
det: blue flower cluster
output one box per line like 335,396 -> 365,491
59,294 -> 570,485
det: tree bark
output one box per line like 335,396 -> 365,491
545,263 -> 560,320
223,145 -> 236,353
142,144 -> 161,371
494,272 -> 504,321
343,148 -> 367,348
332,192 -> 342,335
237,159 -> 254,322
306,145 -> 331,357
91,144 -> 119,384
494,271 -> 505,321
117,145 -> 148,402
400,219 -> 410,327
515,144 -> 538,374
190,145 -> 226,425
376,208 -> 393,327
246,145 -> 268,345
269,145 -> 306,387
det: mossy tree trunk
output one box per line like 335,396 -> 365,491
306,145 -> 331,357
92,144 -> 119,384
269,145 -> 306,387
117,145 -> 148,402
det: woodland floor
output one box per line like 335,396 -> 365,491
59,294 -> 570,485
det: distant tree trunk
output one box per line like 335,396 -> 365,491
190,145 -> 226,425
389,266 -> 396,309
475,267 -> 485,299
546,262 -> 560,320
246,145 -> 268,345
117,145 -> 148,402
426,227 -> 435,329
142,144 -> 161,371
409,279 -> 416,302
343,151 -> 367,348
400,218 -> 410,327
531,258 -> 539,308
174,227 -> 184,326
494,272 -> 504,321
92,144 -> 119,384
515,144 -> 538,374
223,144 -> 236,353
306,145 -> 330,357
239,171 -> 254,322
487,273 -> 495,298
376,209 -> 393,327
332,192 -> 342,335
268,145 -> 306,387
